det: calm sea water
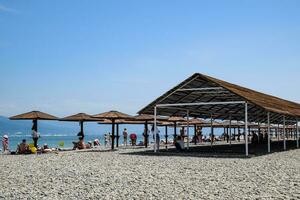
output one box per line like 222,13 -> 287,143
0,119 -> 223,151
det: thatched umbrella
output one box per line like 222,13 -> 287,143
10,111 -> 58,147
93,111 -> 133,150
60,113 -> 100,139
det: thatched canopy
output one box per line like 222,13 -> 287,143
10,111 -> 58,120
138,73 -> 300,124
168,116 -> 186,122
180,119 -> 223,128
60,113 -> 99,122
93,110 -> 133,120
220,120 -> 245,128
132,114 -> 168,121
98,119 -> 146,125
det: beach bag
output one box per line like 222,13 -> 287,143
30,146 -> 37,154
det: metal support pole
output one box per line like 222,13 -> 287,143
283,116 -> 286,151
229,116 -> 232,146
267,112 -> 271,153
245,102 -> 249,156
277,124 -> 280,141
258,122 -> 260,144
144,121 -> 148,148
210,115 -> 213,147
194,124 -> 197,145
297,118 -> 299,148
187,110 -> 190,149
154,106 -> 157,153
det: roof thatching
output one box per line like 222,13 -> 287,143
180,119 -> 223,127
168,116 -> 186,122
179,118 -> 206,125
132,114 -> 169,121
138,73 -> 300,124
93,110 -> 133,120
220,120 -> 245,128
10,111 -> 58,120
98,119 -> 163,125
60,113 -> 99,122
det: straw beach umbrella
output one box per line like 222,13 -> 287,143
60,113 -> 100,139
10,111 -> 58,147
93,111 -> 133,150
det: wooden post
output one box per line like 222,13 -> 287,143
226,127 -> 229,143
116,123 -> 119,148
174,122 -> 177,141
80,121 -> 84,138
165,125 -> 168,149
111,119 -> 115,150
32,119 -> 38,148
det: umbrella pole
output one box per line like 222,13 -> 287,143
174,122 -> 177,142
165,125 -> 168,149
116,123 -> 119,148
80,121 -> 84,139
112,119 -> 115,150
33,119 -> 38,148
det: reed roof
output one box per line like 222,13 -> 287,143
138,73 -> 300,124
10,111 -> 58,120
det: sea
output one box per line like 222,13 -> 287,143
0,116 -> 222,151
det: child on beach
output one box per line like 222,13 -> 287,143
130,133 -> 137,146
105,133 -> 110,148
2,135 -> 9,152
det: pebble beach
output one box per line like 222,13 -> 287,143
0,148 -> 299,200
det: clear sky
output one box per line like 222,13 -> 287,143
0,0 -> 300,117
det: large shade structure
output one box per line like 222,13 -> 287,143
10,111 -> 58,147
93,111 -> 133,150
139,73 -> 300,155
60,113 -> 100,139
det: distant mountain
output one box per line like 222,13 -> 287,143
0,116 -> 76,136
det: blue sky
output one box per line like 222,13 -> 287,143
0,0 -> 300,117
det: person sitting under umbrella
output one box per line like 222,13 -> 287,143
130,133 -> 137,146
17,139 -> 31,154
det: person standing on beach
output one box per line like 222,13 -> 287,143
2,135 -> 9,152
32,129 -> 40,148
123,128 -> 128,146
151,125 -> 160,151
104,134 -> 108,147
